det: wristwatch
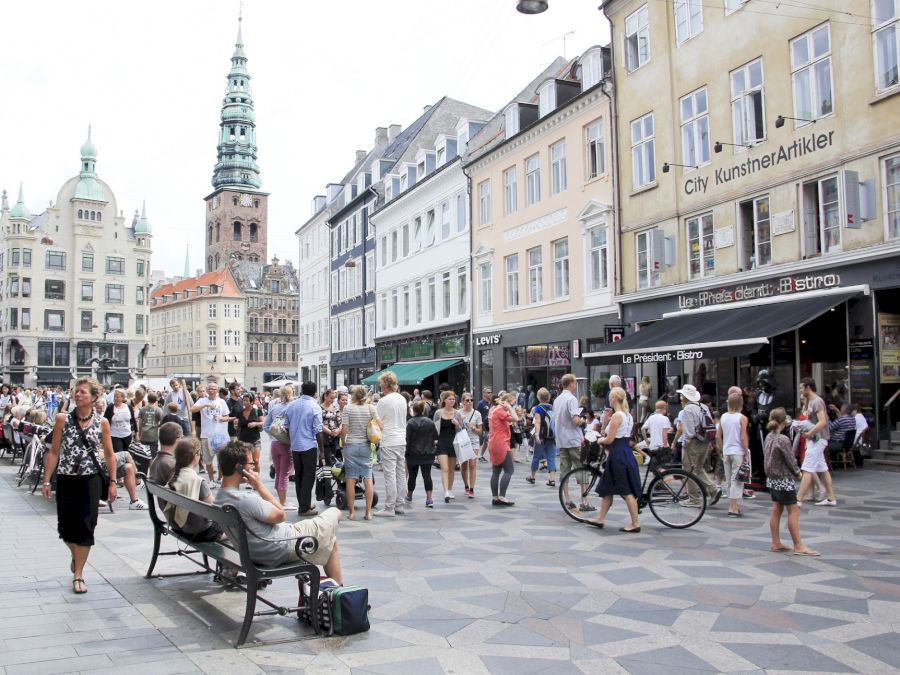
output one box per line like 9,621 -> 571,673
43,482 -> 51,486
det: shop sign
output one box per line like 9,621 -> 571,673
683,131 -> 834,195
572,338 -> 581,359
548,344 -> 570,366
850,338 -> 875,410
377,345 -> 397,363
605,325 -> 626,343
878,314 -> 900,383
772,210 -> 795,235
438,337 -> 466,357
622,350 -> 704,364
474,334 -> 501,346
677,273 -> 842,309
399,341 -> 434,360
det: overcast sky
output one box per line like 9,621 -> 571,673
1,1 -> 610,277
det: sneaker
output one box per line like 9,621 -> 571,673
684,501 -> 703,508
405,494 -> 413,504
425,498 -> 434,508
208,481 -> 219,490
375,509 -> 395,517
465,487 -> 474,498
98,499 -> 108,508
448,491 -> 456,500
300,508 -> 319,516
281,503 -> 298,511
269,464 -> 276,479
815,498 -> 837,506
478,456 -> 488,463
129,499 -> 148,510
743,490 -> 756,499
709,488 -> 723,506
444,493 -> 451,504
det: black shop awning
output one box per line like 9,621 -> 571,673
584,290 -> 862,365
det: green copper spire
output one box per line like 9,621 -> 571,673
75,126 -> 109,203
134,200 -> 151,234
211,15 -> 261,190
8,182 -> 30,220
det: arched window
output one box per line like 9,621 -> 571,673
233,196 -> 238,206
214,253 -> 220,268
208,225 -> 213,244
249,223 -> 258,243
89,211 -> 95,221
207,255 -> 213,271
96,212 -> 101,221
233,221 -> 242,240
215,223 -> 220,242
77,209 -> 83,219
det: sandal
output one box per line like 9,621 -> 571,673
547,480 -> 556,487
793,549 -> 821,557
72,578 -> 87,594
525,476 -> 535,484
770,546 -> 793,553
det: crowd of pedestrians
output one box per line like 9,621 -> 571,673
3,366 -> 873,596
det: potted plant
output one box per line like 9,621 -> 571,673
591,377 -> 609,410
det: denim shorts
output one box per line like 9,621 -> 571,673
343,442 -> 373,480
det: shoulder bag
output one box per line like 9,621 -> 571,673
71,411 -> 111,498
366,405 -> 382,445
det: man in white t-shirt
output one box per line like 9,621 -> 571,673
641,400 -> 672,451
375,371 -> 409,516
190,382 -> 232,484
852,403 -> 869,444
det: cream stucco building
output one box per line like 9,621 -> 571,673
147,268 -> 245,389
593,0 -> 900,448
0,132 -> 153,388
465,47 -> 618,397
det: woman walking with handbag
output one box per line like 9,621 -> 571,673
718,392 -> 750,517
340,386 -> 379,520
263,385 -> 296,511
433,390 -> 464,503
41,377 -> 118,594
459,393 -> 482,498
487,392 -> 519,506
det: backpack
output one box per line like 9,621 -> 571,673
537,404 -> 555,442
692,404 -> 717,442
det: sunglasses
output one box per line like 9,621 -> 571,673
463,398 -> 473,402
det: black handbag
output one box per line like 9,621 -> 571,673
72,411 -> 111,498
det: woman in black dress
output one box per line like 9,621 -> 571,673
432,390 -> 463,503
237,393 -> 263,471
41,377 -> 117,594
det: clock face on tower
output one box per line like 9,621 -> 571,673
240,194 -> 252,207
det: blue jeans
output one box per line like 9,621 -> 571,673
531,440 -> 558,472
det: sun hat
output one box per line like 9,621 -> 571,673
676,384 -> 701,403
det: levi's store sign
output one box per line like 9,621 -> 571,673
678,273 -> 841,309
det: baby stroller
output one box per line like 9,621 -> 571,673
325,460 -> 379,511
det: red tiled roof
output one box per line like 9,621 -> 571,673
151,268 -> 242,305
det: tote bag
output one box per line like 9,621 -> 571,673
453,428 -> 476,463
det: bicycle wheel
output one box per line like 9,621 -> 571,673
15,445 -> 34,487
559,467 -> 601,523
647,468 -> 707,529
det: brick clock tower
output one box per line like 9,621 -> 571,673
204,17 -> 269,272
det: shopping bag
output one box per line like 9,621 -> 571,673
453,429 -> 476,463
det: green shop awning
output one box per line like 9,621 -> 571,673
362,358 -> 463,386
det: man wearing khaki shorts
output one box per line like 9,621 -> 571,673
190,382 -> 231,484
552,374 -> 590,511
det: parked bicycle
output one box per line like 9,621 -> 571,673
559,430 -> 708,529
16,423 -> 53,494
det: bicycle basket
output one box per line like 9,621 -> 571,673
580,440 -> 602,465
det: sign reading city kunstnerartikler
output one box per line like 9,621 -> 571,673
677,273 -> 841,309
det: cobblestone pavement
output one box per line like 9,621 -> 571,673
1,441 -> 899,674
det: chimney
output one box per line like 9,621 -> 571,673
423,104 -> 432,113
375,126 -> 388,146
387,124 -> 402,143
355,150 -> 367,162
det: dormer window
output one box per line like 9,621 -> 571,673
504,104 -> 520,139
581,48 -> 604,89
538,81 -> 556,116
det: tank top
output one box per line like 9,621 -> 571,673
721,411 -> 745,456
613,411 -> 633,438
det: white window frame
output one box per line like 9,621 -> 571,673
586,120 -> 605,179
581,50 -> 604,89
504,167 -> 518,215
505,254 -> 519,308
730,58 -> 766,147
818,175 -> 842,254
479,180 -> 491,225
441,202 -> 451,240
885,153 -> 900,240
457,266 -> 467,316
790,23 -> 834,124
526,154 -> 541,205
687,212 -> 715,280
636,229 -> 661,289
527,247 -> 543,304
674,0 -> 703,44
725,0 -> 750,13
551,141 -> 567,195
538,82 -> 556,117
365,251 -> 374,292
442,271 -> 451,319
553,238 -> 569,299
479,262 -> 492,315
873,0 -> 900,92
588,226 -> 609,292
680,87 -> 710,169
750,195 -> 772,268
505,105 -> 519,138
631,112 -> 656,189
624,5 -> 650,72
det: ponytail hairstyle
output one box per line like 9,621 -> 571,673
168,438 -> 201,490
766,407 -> 787,432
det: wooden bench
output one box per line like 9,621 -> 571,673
143,478 -> 323,647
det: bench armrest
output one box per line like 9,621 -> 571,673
239,528 -> 320,556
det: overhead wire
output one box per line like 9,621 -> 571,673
645,0 -> 875,27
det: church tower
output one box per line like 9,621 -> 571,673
204,16 -> 268,272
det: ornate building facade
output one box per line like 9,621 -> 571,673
0,131 -> 153,388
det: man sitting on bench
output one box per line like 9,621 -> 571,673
215,440 -> 344,585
